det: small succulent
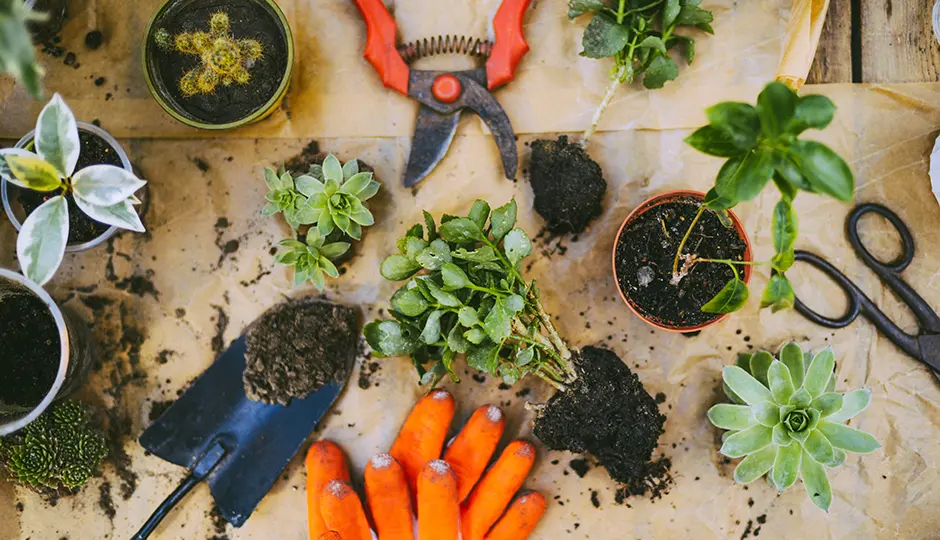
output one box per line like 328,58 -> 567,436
707,343 -> 880,511
0,94 -> 146,285
274,231 -> 349,289
0,0 -> 45,99
155,11 -> 263,96
0,400 -> 107,490
293,154 -> 379,240
261,166 -> 307,230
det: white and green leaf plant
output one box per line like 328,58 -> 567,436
0,94 -> 146,285
707,342 -> 880,512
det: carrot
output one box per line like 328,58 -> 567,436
320,479 -> 372,540
306,441 -> 351,539
364,453 -> 413,540
389,389 -> 455,493
443,404 -> 505,502
484,491 -> 547,540
417,460 -> 459,540
460,440 -> 536,540
317,532 -> 343,540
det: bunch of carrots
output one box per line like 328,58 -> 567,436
306,390 -> 546,540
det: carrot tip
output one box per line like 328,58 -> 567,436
370,453 -> 396,469
426,459 -> 453,475
325,479 -> 354,499
430,389 -> 452,401
484,405 -> 503,422
514,441 -> 536,459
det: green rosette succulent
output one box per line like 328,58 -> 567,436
707,343 -> 880,512
275,230 -> 350,289
296,154 -> 379,241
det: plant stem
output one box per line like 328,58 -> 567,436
582,65 -> 626,148
535,370 -> 567,392
695,258 -> 772,267
671,205 -> 706,278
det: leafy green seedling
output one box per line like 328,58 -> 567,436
0,94 -> 147,285
673,81 -> 854,314
365,199 -> 576,389
708,343 -> 879,511
0,0 -> 46,99
275,231 -> 349,289
570,0 -> 713,144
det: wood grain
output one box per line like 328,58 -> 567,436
861,0 -> 940,82
808,0 -> 854,83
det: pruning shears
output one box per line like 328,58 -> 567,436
351,0 -> 532,187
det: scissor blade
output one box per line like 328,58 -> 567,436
405,105 -> 461,188
462,89 -> 518,181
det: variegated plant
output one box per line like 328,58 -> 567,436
0,0 -> 45,99
707,343 -> 880,511
0,94 -> 146,285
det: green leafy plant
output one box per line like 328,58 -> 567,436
364,199 -> 576,389
570,0 -> 713,143
262,153 -> 380,290
0,94 -> 146,285
707,343 -> 879,511
0,400 -> 107,489
672,81 -> 854,314
0,0 -> 45,99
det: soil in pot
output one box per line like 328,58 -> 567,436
614,197 -> 746,328
149,0 -> 289,125
534,346 -> 671,497
0,282 -> 60,410
243,297 -> 359,405
15,130 -> 122,244
527,136 -> 606,235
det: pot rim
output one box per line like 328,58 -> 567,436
141,0 -> 295,131
1,121 -> 134,252
611,189 -> 753,333
0,269 -> 70,436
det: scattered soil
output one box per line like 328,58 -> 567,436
357,359 -> 380,390
282,140 -> 321,175
148,0 -> 290,125
115,273 -> 160,300
0,280 -> 60,409
98,481 -> 115,521
210,305 -> 230,355
148,400 -> 174,423
569,458 -> 590,478
84,30 -> 103,50
527,136 -> 606,235
534,346 -> 671,499
243,297 -> 358,405
614,197 -> 746,328
15,130 -> 124,245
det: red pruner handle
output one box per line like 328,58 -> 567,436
351,0 -> 410,95
486,0 -> 532,90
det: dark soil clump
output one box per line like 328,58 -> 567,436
0,282 -> 59,409
614,197 -> 746,328
528,136 -> 606,234
534,346 -> 670,498
15,130 -> 123,245
243,298 -> 358,405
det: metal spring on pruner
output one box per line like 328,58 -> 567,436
397,35 -> 493,63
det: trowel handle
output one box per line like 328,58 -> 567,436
132,473 -> 201,539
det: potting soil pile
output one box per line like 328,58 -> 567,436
2,0 -> 940,538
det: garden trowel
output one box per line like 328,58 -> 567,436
132,333 -> 351,538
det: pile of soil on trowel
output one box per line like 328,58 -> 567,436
243,297 -> 358,405
534,346 -> 670,498
528,136 -> 607,235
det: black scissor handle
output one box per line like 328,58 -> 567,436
846,203 -> 915,273
793,250 -> 862,328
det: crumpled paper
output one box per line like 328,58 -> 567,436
2,0 -> 940,539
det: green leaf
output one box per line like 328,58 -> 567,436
468,200 -> 491,229
380,254 -> 421,281
468,343 -> 499,373
719,149 -> 774,202
516,347 -> 535,367
483,300 -> 512,342
812,393 -> 844,418
490,199 -> 517,241
703,186 -> 737,211
392,288 -> 430,317
720,424 -> 773,458
503,228 -> 532,266
756,82 -> 797,138
458,306 -> 481,327
73,195 -> 144,232
816,421 -> 881,454
423,211 -> 437,241
675,4 -> 713,25
637,36 -> 667,56
803,429 -> 835,465
826,389 -> 871,422
772,441 -> 802,491
421,310 -> 444,344
706,102 -> 760,151
772,250 -> 795,273
749,351 -> 774,388
17,195 -> 69,286
707,404 -> 755,430
453,246 -> 500,265
419,362 -> 446,386
789,387 -> 812,408
768,360 -> 795,405
320,242 -> 350,260
723,366 -> 773,405
828,448 -> 847,468
568,0 -> 607,18
772,199 -> 798,254
71,165 -> 145,207
322,154 -> 343,182
674,35 -> 695,64
439,218 -> 485,243
4,154 -> 63,192
441,263 -> 471,289
732,445 -> 776,484
415,239 -> 452,270
581,12 -> 630,59
364,321 -> 419,357
342,158 -> 359,180
752,401 -> 780,428
425,279 -> 462,307
643,55 -> 679,89
295,174 -> 325,197
664,0 -> 681,27
35,94 -> 80,177
790,140 -> 854,202
701,278 -> 749,314
400,236 -> 428,260
803,347 -> 835,397
447,325 -> 471,354
684,126 -> 743,158
780,342 -> 805,388
800,449 -> 832,511
788,94 -> 836,134
504,294 -> 524,313
464,327 -> 488,345
761,274 -> 795,312
773,423 -> 793,446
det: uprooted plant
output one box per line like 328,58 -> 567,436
708,343 -> 880,511
262,153 -> 380,289
673,81 -> 854,314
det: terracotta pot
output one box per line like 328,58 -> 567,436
611,190 -> 753,333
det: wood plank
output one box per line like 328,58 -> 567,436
861,0 -> 940,82
808,0 -> 854,83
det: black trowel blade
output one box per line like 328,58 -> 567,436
139,335 -> 348,527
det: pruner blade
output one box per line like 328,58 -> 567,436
404,105 -> 462,188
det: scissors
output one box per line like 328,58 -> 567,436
793,203 -> 940,379
351,0 -> 531,187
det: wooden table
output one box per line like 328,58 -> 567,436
809,0 -> 940,83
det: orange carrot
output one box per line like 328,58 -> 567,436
317,532 -> 343,540
484,491 -> 547,540
460,440 -> 536,540
389,389 -> 455,493
417,460 -> 459,540
306,441 -> 351,539
320,479 -> 372,540
443,404 -> 505,502
364,453 -> 413,540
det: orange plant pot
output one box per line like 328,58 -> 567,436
611,190 -> 753,333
